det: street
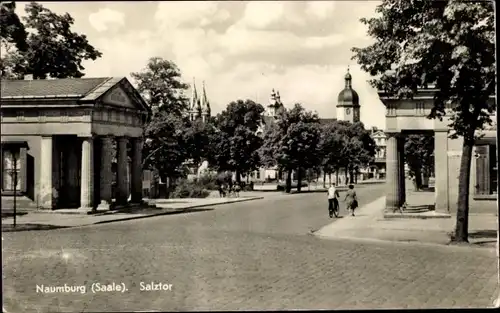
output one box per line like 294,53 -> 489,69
2,183 -> 497,311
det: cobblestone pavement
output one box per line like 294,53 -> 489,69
2,183 -> 498,312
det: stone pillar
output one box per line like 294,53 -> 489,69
385,133 -> 400,212
434,131 -> 449,213
39,136 -> 53,209
130,138 -> 143,204
79,136 -> 94,211
116,136 -> 129,205
397,136 -> 406,206
98,136 -> 114,210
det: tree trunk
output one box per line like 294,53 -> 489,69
336,169 -> 340,185
235,170 -> 241,184
297,167 -> 302,193
414,166 -> 422,191
328,173 -> 331,185
345,166 -> 349,185
452,140 -> 474,243
285,170 -> 292,193
323,170 -> 327,188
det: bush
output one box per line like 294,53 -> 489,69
170,179 -> 210,198
197,172 -> 219,190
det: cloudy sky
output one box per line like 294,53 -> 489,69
16,1 -> 385,128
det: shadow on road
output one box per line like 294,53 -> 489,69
2,224 -> 69,232
468,230 -> 497,239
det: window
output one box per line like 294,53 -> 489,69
256,171 -> 260,179
1,142 -> 28,195
2,149 -> 21,191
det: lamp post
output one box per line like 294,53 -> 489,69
12,152 -> 18,228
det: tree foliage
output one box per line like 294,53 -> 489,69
207,100 -> 265,182
352,0 -> 495,242
131,57 -> 189,116
404,134 -> 434,189
132,57 -> 191,186
261,104 -> 321,192
1,2 -> 102,79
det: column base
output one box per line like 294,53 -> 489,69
77,206 -> 94,214
96,200 -> 112,211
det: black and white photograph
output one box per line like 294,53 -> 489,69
0,0 -> 498,311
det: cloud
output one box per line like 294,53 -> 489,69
306,1 -> 336,20
240,1 -> 286,29
88,8 -> 125,32
154,1 -> 230,29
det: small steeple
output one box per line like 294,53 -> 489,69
190,77 -> 198,111
344,66 -> 352,88
201,80 -> 211,116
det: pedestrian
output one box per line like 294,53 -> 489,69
234,182 -> 241,197
327,183 -> 340,218
344,184 -> 358,216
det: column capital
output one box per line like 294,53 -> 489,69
77,134 -> 95,140
385,132 -> 402,139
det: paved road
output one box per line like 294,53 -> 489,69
2,183 -> 497,312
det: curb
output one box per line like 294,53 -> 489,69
383,213 -> 452,219
313,233 -> 497,252
92,196 -> 264,225
2,197 -> 264,229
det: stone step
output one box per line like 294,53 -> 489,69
1,196 -> 37,210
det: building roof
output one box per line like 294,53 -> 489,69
1,77 -> 151,114
0,77 -> 111,99
337,88 -> 359,105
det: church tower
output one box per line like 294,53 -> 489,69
336,67 -> 360,123
200,81 -> 211,123
188,78 -> 211,123
189,77 -> 199,122
266,89 -> 284,118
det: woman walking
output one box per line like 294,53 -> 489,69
344,184 -> 358,216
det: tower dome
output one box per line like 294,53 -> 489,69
337,67 -> 359,106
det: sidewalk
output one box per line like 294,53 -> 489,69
253,179 -> 385,191
1,196 -> 264,229
314,196 -> 497,250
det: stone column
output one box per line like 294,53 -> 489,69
98,136 -> 114,210
397,136 -> 406,206
385,133 -> 400,212
39,136 -> 53,209
130,138 -> 143,204
116,136 -> 129,205
79,136 -> 94,211
434,131 -> 449,213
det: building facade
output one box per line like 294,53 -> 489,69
1,77 -> 150,211
379,87 -> 496,213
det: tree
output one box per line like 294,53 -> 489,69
0,2 -> 27,78
183,118 -> 213,170
261,104 -> 321,193
132,58 -> 191,193
404,135 -> 434,190
131,57 -> 189,116
318,123 -> 348,187
208,100 -> 265,183
352,0 -> 495,242
142,111 -> 189,189
1,2 -> 102,79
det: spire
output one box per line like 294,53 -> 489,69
344,66 -> 352,88
201,80 -> 210,115
190,77 -> 198,111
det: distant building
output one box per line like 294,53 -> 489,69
186,78 -> 211,123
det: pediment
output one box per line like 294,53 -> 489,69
102,86 -> 136,109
